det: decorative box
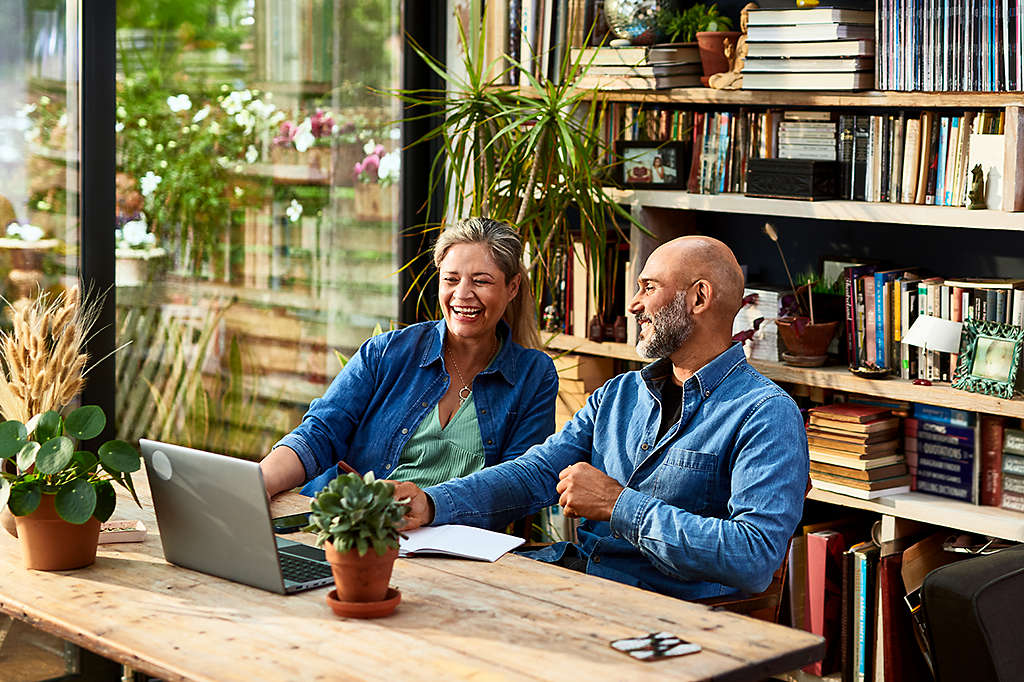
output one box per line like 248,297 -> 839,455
745,158 -> 839,201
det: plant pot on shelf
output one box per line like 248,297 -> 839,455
776,317 -> 840,367
115,247 -> 166,287
13,493 -> 101,570
695,31 -> 742,84
353,183 -> 397,221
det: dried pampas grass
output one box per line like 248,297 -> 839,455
0,286 -> 103,423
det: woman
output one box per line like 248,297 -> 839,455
652,155 -> 665,182
261,217 -> 558,498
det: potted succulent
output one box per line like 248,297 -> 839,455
659,3 -> 738,83
0,287 -> 141,570
304,471 -> 408,617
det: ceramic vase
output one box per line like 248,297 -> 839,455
696,31 -> 742,82
14,493 -> 100,570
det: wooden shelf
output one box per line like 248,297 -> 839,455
604,189 -> 1024,231
808,488 -> 1024,541
543,334 -> 1024,418
580,87 -> 1024,109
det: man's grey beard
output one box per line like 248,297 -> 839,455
636,290 -> 694,359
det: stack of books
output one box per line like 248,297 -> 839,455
571,46 -> 700,90
732,285 -> 784,362
807,404 -> 910,500
1001,428 -> 1024,512
741,6 -> 876,91
904,414 -> 979,502
777,112 -> 838,161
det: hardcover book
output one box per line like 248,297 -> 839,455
810,403 -> 891,424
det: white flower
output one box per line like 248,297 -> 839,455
389,127 -> 401,140
363,140 -> 377,155
167,140 -> 177,149
122,218 -> 150,247
115,122 -> 125,133
293,119 -> 315,152
269,111 -> 286,126
247,99 -> 277,120
192,106 -> 210,123
160,160 -> 168,169
209,121 -> 221,135
140,171 -> 162,197
234,110 -> 256,134
6,222 -> 45,242
138,117 -> 147,128
245,145 -> 258,164
154,143 -> 164,153
116,105 -> 126,118
233,186 -> 244,198
285,199 -> 303,223
58,113 -> 67,128
378,150 -> 401,184
167,94 -> 192,113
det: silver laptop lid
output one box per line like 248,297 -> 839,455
140,439 -> 286,594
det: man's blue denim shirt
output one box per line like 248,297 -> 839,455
274,319 -> 558,492
427,343 -> 809,600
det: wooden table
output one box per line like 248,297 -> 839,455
0,476 -> 823,681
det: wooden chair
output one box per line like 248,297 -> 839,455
694,539 -> 792,623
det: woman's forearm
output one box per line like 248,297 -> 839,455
260,446 -> 307,498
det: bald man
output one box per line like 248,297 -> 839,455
394,237 -> 809,600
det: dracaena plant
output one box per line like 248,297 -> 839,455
0,406 -> 140,523
0,287 -> 141,523
304,471 -> 408,556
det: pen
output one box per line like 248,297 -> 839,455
336,460 -> 360,475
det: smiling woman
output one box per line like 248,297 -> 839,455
259,217 -> 559,499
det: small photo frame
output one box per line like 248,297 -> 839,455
616,141 -> 687,189
952,319 -> 1024,398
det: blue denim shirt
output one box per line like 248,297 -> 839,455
275,319 -> 558,493
427,343 -> 809,601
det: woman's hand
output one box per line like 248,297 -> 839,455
391,480 -> 434,529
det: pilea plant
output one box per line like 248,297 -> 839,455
304,471 -> 408,556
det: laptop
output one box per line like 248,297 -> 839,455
140,439 -> 334,594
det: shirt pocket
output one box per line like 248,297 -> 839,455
653,448 -> 718,514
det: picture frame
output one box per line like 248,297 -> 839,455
616,141 -> 687,189
951,319 -> 1024,398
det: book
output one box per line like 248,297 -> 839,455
569,46 -> 648,67
646,43 -> 700,64
980,415 -> 1005,506
812,477 -> 911,499
804,529 -> 847,675
810,461 -> 908,480
911,403 -> 974,428
806,436 -> 900,455
809,403 -> 892,423
1004,428 -> 1024,455
809,470 -> 912,491
398,525 -> 525,561
742,57 -> 874,72
746,39 -> 875,58
807,426 -> 900,444
742,71 -> 874,90
809,415 -> 901,434
809,450 -> 906,468
747,23 -> 875,42
850,541 -> 879,682
746,8 -> 875,24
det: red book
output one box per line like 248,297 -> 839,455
980,415 -> 1006,506
803,529 -> 846,676
879,553 -> 930,681
809,403 -> 892,423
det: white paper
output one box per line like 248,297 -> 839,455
399,524 -> 525,562
903,315 -> 963,354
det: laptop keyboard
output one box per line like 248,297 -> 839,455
279,552 -> 333,583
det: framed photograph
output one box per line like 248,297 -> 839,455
952,319 -> 1024,398
616,141 -> 687,189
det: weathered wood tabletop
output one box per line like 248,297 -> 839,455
0,475 -> 823,681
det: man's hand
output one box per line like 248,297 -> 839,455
555,462 -> 624,522
390,480 -> 434,530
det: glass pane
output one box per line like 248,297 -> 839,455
114,1 -> 402,459
0,1 -> 79,309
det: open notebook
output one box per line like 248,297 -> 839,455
399,525 -> 525,562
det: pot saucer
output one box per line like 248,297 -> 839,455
326,587 -> 401,619
848,365 -> 892,379
781,352 -> 829,367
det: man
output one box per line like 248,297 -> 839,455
395,236 -> 809,600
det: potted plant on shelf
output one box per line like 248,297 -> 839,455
659,3 -> 737,83
0,287 -> 141,570
115,210 -> 166,287
352,142 -> 400,221
304,470 -> 408,618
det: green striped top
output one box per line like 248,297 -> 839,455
390,393 -> 485,488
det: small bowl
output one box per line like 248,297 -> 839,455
848,365 -> 892,379
325,587 -> 401,619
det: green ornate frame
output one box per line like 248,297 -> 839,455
952,319 -> 1024,398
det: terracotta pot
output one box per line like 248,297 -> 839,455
323,542 -> 398,602
13,493 -> 100,570
353,183 -> 397,222
776,318 -> 840,357
695,31 -> 742,80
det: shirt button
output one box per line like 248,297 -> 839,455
487,439 -> 493,445
421,401 -> 428,407
481,409 -> 487,414
593,555 -> 601,563
640,443 -> 649,451
385,463 -> 391,470
401,428 -> 408,435
704,390 -> 710,397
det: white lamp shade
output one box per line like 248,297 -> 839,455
903,315 -> 963,354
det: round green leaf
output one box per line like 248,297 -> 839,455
71,450 -> 99,474
16,441 -> 40,473
9,482 -> 41,516
0,478 -> 9,511
34,437 -> 75,475
34,411 -> 63,443
92,479 -> 116,522
98,440 -> 141,473
65,405 -> 106,440
55,478 -> 96,524
0,420 -> 27,460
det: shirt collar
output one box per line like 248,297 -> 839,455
420,318 -> 517,385
641,342 -> 748,399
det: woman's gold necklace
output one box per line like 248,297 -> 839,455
447,337 -> 498,407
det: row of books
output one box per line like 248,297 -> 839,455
742,7 -> 876,91
571,44 -> 703,90
877,0 -> 1024,91
836,110 -> 1007,208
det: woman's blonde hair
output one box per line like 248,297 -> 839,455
433,217 -> 540,349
